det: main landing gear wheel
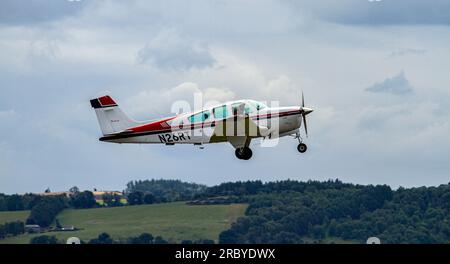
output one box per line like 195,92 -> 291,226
235,147 -> 253,160
297,143 -> 307,153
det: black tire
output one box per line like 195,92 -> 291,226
297,143 -> 307,153
235,147 -> 253,160
242,147 -> 252,160
235,148 -> 243,159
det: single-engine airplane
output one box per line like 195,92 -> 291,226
90,94 -> 313,160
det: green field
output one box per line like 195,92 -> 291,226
0,202 -> 247,244
0,210 -> 30,224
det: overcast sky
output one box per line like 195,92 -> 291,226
1,0 -> 450,194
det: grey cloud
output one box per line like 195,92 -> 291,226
0,0 -> 89,25
289,0 -> 450,25
388,48 -> 427,58
2,0 -> 450,193
357,105 -> 409,131
365,71 -> 413,95
137,30 -> 215,71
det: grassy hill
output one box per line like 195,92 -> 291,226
0,210 -> 30,224
0,202 -> 247,244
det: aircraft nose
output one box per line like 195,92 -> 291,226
302,107 -> 314,115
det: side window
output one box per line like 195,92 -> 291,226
248,100 -> 266,111
244,105 -> 253,114
189,110 -> 211,123
203,111 -> 211,121
213,105 -> 228,119
255,102 -> 266,110
231,103 -> 253,115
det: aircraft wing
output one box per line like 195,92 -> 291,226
210,106 -> 269,149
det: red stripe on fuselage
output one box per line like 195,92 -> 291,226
130,116 -> 177,133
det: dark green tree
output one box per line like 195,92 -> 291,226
154,236 -> 168,244
6,195 -> 24,211
127,191 -> 144,205
70,191 -> 96,209
27,196 -> 66,227
128,233 -> 154,244
69,186 -> 80,195
30,235 -> 58,244
144,193 -> 156,204
89,233 -> 114,244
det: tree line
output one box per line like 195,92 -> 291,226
30,232 -> 172,244
125,179 -> 206,204
30,231 -> 216,244
0,221 -> 25,239
2,179 -> 449,244
214,180 -> 450,244
0,179 -> 206,213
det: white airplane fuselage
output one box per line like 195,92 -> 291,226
100,105 -> 302,145
90,96 -> 313,160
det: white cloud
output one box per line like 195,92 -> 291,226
202,87 -> 236,104
186,50 -> 304,105
125,49 -> 305,120
388,48 -> 427,58
0,109 -> 16,120
125,82 -> 236,119
137,29 -> 215,71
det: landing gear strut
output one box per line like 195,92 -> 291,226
235,147 -> 253,160
295,132 -> 308,153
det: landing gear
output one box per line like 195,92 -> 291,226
297,143 -> 307,153
295,131 -> 308,153
235,147 -> 253,160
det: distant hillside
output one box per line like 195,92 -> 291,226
212,180 -> 450,244
1,179 -> 449,244
0,202 -> 246,244
0,210 -> 30,224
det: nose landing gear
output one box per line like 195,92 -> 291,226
295,132 -> 308,153
297,143 -> 307,153
235,147 -> 253,160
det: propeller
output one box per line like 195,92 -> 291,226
300,91 -> 313,137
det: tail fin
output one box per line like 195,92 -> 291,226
90,95 -> 140,135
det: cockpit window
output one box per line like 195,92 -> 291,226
230,102 -> 253,115
229,102 -> 243,114
229,101 -> 266,115
209,101 -> 267,121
